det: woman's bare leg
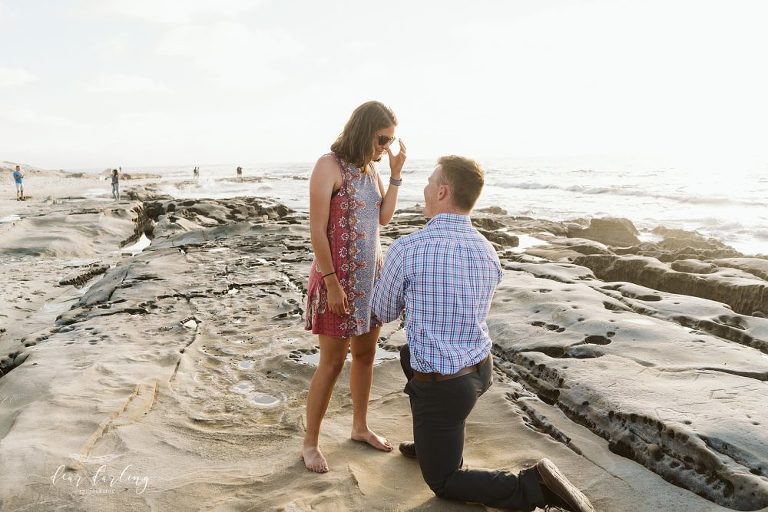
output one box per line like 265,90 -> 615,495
349,326 -> 392,451
302,334 -> 349,472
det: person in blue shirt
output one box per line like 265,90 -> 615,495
12,165 -> 24,201
371,155 -> 594,512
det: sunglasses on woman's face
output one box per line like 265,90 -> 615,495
377,135 -> 396,146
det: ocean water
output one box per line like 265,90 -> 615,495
83,157 -> 768,255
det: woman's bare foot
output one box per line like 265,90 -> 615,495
302,446 -> 329,473
351,429 -> 393,452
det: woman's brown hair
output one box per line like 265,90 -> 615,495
331,101 -> 397,171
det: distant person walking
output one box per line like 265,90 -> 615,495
193,166 -> 200,179
236,166 -> 243,178
12,165 -> 24,201
111,169 -> 120,201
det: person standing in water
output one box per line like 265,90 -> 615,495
302,101 -> 407,473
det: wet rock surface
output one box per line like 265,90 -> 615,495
567,217 -> 641,247
488,268 -> 768,509
1,195 -> 767,511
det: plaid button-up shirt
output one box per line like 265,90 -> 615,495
372,213 -> 503,374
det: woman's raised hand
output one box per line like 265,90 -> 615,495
386,139 -> 407,178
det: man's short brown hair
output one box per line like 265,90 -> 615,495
437,155 -> 484,211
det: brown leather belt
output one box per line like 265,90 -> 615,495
411,355 -> 491,383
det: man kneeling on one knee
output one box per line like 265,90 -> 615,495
371,155 -> 595,512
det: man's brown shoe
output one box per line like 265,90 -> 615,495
398,441 -> 417,459
535,458 -> 594,512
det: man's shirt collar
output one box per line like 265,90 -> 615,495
425,212 -> 473,229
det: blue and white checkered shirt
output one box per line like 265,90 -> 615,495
371,213 -> 503,374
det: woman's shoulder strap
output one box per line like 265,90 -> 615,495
326,152 -> 349,174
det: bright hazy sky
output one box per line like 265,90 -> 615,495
1,0 -> 767,169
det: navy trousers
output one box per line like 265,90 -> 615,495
400,345 -> 545,511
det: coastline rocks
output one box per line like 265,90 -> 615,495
558,238 -> 612,255
476,228 -> 519,248
141,197 -> 293,239
712,258 -> 768,281
4,190 -> 768,511
567,217 -> 641,247
0,207 -> 136,257
0,350 -> 28,377
670,259 -> 718,274
219,176 -> 264,183
522,238 -> 612,263
146,197 -> 292,224
507,218 -> 570,238
58,264 -> 110,287
616,245 -> 742,264
488,271 -> 768,509
645,227 -> 742,262
475,206 -> 508,215
653,226 -> 732,250
574,254 -> 768,316
121,173 -> 162,180
472,217 -> 507,231
657,247 -> 743,262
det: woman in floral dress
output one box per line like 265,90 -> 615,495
302,101 -> 407,473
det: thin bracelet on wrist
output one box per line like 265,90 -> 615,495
322,271 -> 336,279
389,177 -> 403,186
